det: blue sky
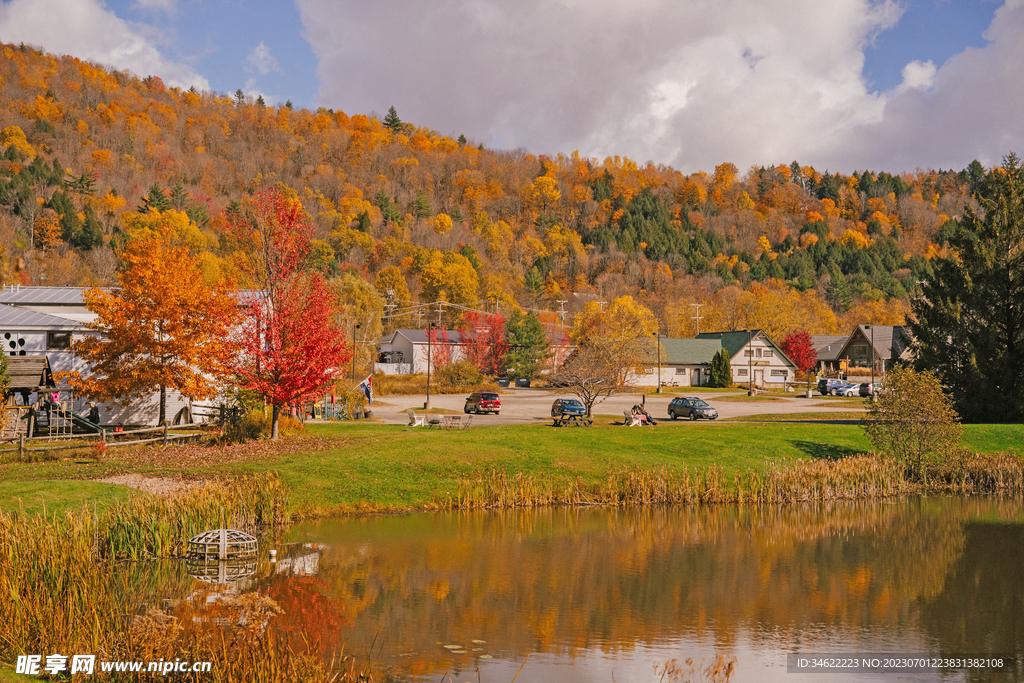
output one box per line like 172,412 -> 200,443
863,0 -> 998,91
1,0 -> 1021,172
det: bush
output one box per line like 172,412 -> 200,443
225,408 -> 303,442
863,366 -> 962,480
434,360 -> 483,389
708,350 -> 732,388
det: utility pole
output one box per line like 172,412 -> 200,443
350,323 -> 361,380
597,301 -> 607,313
556,300 -> 568,333
690,302 -> 704,336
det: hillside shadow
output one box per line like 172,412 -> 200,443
790,440 -> 861,461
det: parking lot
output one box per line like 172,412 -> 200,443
373,387 -> 866,426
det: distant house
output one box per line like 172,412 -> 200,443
631,338 -> 723,388
834,325 -> 914,373
375,329 -> 466,375
696,330 -> 798,388
810,334 -> 848,373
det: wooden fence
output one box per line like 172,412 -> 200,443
0,424 -> 205,459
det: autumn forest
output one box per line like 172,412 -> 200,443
0,42 -> 985,345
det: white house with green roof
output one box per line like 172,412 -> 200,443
696,330 -> 798,389
628,338 -> 722,387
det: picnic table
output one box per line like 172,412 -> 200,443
429,415 -> 469,430
552,414 -> 593,427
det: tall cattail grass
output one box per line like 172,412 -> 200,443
452,452 -> 1024,510
0,473 -> 371,681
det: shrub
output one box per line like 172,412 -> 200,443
225,409 -> 304,442
708,349 -> 732,388
863,366 -> 962,479
434,360 -> 483,389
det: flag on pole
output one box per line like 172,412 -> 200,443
358,375 -> 374,406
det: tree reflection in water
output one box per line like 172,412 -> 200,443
139,497 -> 1024,681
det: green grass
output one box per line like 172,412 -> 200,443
723,411 -> 867,422
1,421 -> 1021,515
0,669 -> 34,682
0,480 -> 138,515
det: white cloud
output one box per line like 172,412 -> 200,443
0,0 -> 208,90
296,0 -> 1023,172
898,59 -> 937,90
246,41 -> 280,76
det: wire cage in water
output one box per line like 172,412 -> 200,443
186,528 -> 258,561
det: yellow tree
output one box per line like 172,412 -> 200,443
64,224 -> 239,424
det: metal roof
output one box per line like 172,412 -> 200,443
0,286 -> 89,305
659,338 -> 722,365
386,329 -> 465,344
0,304 -> 80,328
811,335 -> 849,362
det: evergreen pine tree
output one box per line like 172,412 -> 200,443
383,106 -> 402,131
709,349 -> 732,388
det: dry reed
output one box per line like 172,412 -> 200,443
452,452 -> 1024,510
0,473 -> 372,681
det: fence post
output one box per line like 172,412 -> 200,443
18,433 -> 24,460
163,424 -> 168,450
101,428 -> 106,444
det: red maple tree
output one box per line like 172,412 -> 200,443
426,324 -> 454,369
226,188 -> 349,439
459,311 -> 508,375
780,330 -> 818,374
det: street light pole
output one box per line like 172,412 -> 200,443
350,323 -> 361,380
653,331 -> 663,394
747,329 -> 754,395
425,322 -> 435,410
867,324 -> 876,402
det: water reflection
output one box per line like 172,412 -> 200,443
130,497 -> 1024,682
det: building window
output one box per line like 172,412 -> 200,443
756,348 -> 762,358
47,332 -> 72,350
771,369 -> 787,377
743,350 -> 753,357
3,332 -> 26,356
675,368 -> 686,375
763,350 -> 773,358
737,369 -> 748,376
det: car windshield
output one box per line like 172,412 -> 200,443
692,399 -> 709,407
563,400 -> 582,407
481,393 -> 498,400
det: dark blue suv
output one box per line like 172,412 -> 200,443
551,398 -> 586,417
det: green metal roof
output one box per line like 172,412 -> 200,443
659,338 -> 722,365
696,330 -> 764,357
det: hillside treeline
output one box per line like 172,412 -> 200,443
0,42 -> 985,339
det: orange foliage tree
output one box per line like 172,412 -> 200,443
64,226 -> 239,424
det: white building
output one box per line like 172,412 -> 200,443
375,329 -> 466,375
0,286 -> 208,426
696,330 -> 798,388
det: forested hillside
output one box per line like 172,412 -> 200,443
0,42 -> 984,340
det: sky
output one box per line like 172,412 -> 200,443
0,0 -> 1020,174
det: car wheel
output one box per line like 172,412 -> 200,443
494,411 -> 499,415
689,411 -> 697,421
670,411 -> 677,420
464,405 -> 470,414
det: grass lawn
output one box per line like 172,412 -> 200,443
1,421 -> 1021,516
0,480 -> 138,516
723,412 -> 867,422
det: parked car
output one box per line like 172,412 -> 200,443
858,382 -> 874,397
464,391 -> 501,414
817,378 -> 847,396
668,397 -> 719,420
834,382 -> 861,396
551,398 -> 586,418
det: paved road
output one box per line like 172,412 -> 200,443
369,388 -> 865,426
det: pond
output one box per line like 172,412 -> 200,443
160,497 -> 1024,682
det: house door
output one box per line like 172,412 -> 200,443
755,369 -> 765,388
